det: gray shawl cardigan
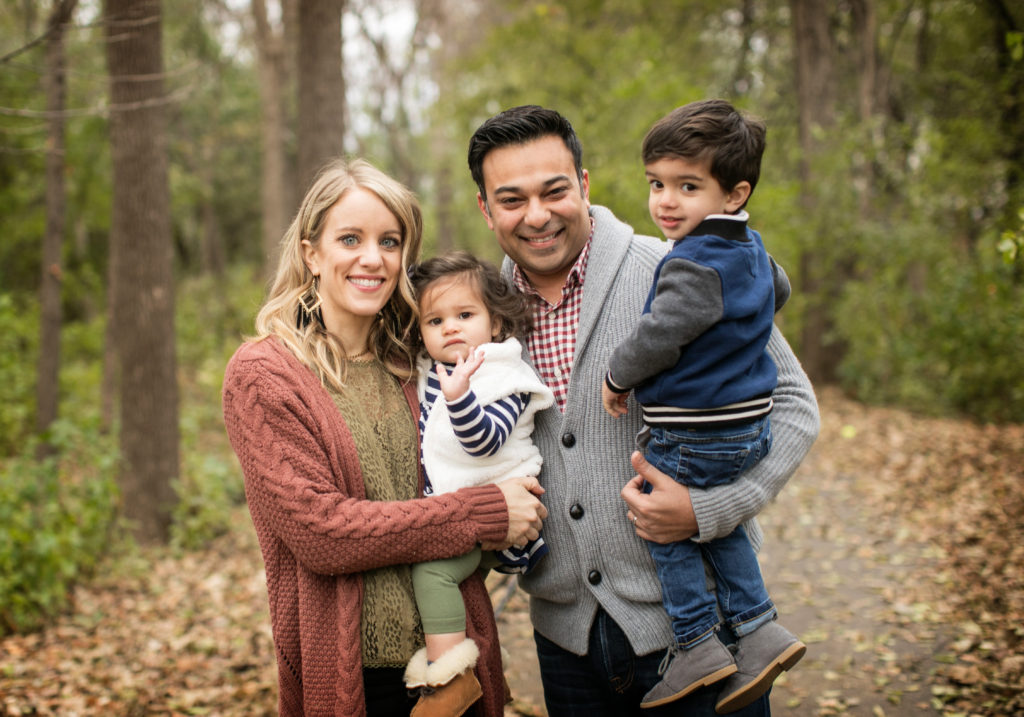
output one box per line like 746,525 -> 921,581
503,205 -> 820,657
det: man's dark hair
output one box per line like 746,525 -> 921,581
468,105 -> 584,202
642,99 -> 766,207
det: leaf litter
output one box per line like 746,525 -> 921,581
1,388 -> 1021,715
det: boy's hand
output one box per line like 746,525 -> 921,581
437,347 -> 485,401
602,382 -> 629,418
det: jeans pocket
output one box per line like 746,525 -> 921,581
678,443 -> 751,486
649,420 -> 769,488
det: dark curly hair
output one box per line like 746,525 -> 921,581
409,251 -> 532,350
642,99 -> 766,210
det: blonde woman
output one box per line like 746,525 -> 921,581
223,158 -> 546,717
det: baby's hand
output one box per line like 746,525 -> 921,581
437,348 -> 485,401
602,382 -> 629,418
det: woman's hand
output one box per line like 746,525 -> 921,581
621,451 -> 698,544
482,476 -> 547,550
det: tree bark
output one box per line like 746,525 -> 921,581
104,0 -> 179,543
296,0 -> 345,191
199,136 -> 225,277
252,0 -> 291,276
851,0 -> 877,215
984,0 -> 1024,230
791,0 -> 842,384
37,0 -> 77,453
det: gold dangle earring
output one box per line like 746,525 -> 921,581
296,276 -> 325,330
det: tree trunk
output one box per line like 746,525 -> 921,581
37,0 -> 77,453
420,0 -> 455,252
791,0 -> 842,384
104,0 -> 179,543
984,0 -> 1024,230
296,0 -> 345,191
851,0 -> 877,213
731,0 -> 756,94
252,0 -> 290,276
199,136 -> 225,277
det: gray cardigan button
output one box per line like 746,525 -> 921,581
587,570 -> 602,585
561,432 -> 576,447
569,503 -> 584,519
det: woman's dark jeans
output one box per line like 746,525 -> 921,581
363,666 -> 417,716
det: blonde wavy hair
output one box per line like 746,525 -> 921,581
254,158 -> 422,389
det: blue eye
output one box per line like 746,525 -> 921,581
381,235 -> 401,249
340,234 -> 359,246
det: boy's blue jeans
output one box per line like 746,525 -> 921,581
640,417 -> 776,647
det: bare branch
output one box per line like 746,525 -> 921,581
0,82 -> 195,119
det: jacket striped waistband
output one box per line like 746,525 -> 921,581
640,394 -> 773,429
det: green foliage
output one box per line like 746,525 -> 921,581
934,270 -> 1024,422
0,294 -> 110,460
837,231 -> 1024,423
171,452 -> 245,552
997,208 -> 1024,266
170,265 -> 264,550
0,295 -> 38,456
0,419 -> 119,636
175,263 -> 267,370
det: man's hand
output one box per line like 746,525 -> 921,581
482,476 -> 547,550
602,382 -> 629,418
621,451 -> 698,544
436,348 -> 485,402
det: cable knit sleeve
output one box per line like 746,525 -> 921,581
222,340 -> 509,576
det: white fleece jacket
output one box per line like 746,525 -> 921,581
417,338 -> 555,495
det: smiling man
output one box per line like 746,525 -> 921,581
466,105 -> 820,716
475,134 -> 593,305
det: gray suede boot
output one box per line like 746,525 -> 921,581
714,621 -> 806,713
640,634 -> 737,709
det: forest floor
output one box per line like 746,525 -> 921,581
2,388 -> 1023,716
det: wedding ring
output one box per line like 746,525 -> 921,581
631,515 -> 638,526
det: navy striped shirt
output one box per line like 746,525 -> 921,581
419,363 -> 530,493
419,362 -> 547,574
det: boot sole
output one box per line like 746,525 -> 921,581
641,663 -> 738,709
715,641 -> 806,714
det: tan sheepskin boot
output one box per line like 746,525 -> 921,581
404,647 -> 430,690
409,638 -> 482,717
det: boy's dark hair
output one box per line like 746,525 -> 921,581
468,105 -> 584,202
409,251 -> 532,348
642,99 -> 766,208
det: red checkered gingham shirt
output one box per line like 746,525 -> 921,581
512,220 -> 594,412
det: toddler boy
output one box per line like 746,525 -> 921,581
602,99 -> 805,712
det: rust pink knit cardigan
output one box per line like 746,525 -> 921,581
223,338 -> 510,716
